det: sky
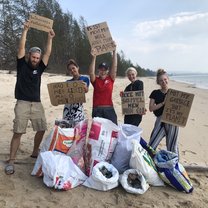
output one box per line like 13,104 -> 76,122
57,0 -> 208,73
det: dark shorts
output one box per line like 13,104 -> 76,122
124,114 -> 142,127
13,100 -> 47,133
92,106 -> 117,125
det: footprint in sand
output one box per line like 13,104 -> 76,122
182,150 -> 197,155
178,200 -> 194,207
189,176 -> 200,187
162,191 -> 170,198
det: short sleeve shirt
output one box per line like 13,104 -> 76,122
15,57 -> 46,102
92,75 -> 114,107
149,89 -> 167,117
124,79 -> 143,91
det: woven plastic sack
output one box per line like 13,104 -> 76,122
85,117 -> 119,176
154,150 -> 193,193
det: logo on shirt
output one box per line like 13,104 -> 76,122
104,80 -> 110,85
33,70 -> 38,75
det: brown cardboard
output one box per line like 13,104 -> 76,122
85,22 -> 116,55
161,88 -> 194,127
29,13 -> 53,32
47,81 -> 86,106
121,90 -> 145,115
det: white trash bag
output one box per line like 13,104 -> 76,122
31,124 -> 75,176
119,169 -> 149,194
40,151 -> 87,190
111,124 -> 142,173
129,140 -> 164,186
83,161 -> 119,191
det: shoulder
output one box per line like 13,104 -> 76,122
134,79 -> 143,87
135,79 -> 143,84
149,89 -> 160,98
17,56 -> 26,64
80,75 -> 89,81
80,75 -> 90,85
107,75 -> 114,83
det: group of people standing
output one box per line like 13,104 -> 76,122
4,21 -> 179,175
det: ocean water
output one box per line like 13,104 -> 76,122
170,73 -> 208,89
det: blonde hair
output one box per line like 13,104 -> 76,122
156,68 -> 168,84
125,67 -> 138,76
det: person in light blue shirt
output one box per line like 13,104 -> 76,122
63,59 -> 89,127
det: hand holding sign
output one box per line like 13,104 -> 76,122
48,29 -> 55,39
23,20 -> 30,31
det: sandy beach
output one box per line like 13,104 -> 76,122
0,70 -> 208,208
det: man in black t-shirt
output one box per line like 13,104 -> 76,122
5,20 -> 55,175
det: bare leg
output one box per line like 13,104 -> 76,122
8,133 -> 22,164
31,130 -> 45,157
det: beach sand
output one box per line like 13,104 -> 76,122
0,70 -> 208,208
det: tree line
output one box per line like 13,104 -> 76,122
0,0 -> 155,76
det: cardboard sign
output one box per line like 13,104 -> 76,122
161,89 -> 194,127
29,13 -> 53,32
85,22 -> 116,55
47,81 -> 86,106
121,91 -> 145,115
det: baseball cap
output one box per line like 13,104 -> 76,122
29,47 -> 42,54
98,62 -> 109,70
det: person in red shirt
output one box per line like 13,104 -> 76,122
89,42 -> 117,124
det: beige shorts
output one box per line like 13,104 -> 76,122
13,100 -> 47,134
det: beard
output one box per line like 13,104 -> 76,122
28,59 -> 39,69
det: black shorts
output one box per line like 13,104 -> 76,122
92,106 -> 117,125
124,114 -> 142,126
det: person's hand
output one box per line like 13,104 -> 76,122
81,81 -> 88,92
138,108 -> 147,115
91,48 -> 97,57
112,40 -> 117,52
23,20 -> 30,31
48,29 -> 55,39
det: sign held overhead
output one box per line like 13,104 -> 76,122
85,22 -> 116,55
29,13 -> 53,32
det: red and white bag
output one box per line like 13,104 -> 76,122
85,117 -> 119,176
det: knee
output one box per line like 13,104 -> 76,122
12,133 -> 22,140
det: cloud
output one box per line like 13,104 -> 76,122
134,12 -> 208,40
117,12 -> 208,72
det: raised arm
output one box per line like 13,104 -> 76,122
89,48 -> 97,83
17,21 -> 30,59
109,41 -> 117,80
42,29 -> 55,66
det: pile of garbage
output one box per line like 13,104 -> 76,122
31,117 -> 193,194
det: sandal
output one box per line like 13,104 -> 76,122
5,164 -> 15,175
